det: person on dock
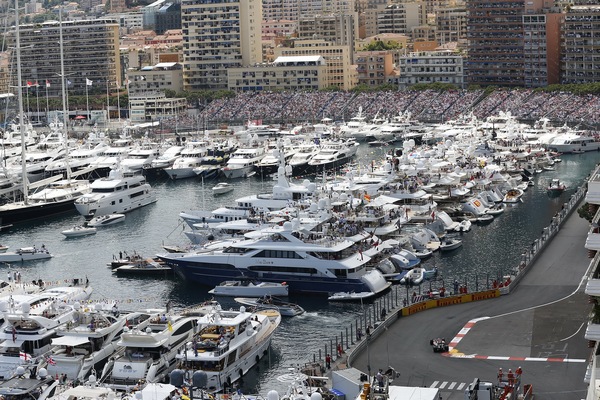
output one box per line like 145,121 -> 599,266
325,354 -> 331,369
357,327 -> 362,341
497,368 -> 503,384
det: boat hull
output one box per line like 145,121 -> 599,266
0,199 -> 77,225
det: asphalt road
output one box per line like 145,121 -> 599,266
350,203 -> 592,400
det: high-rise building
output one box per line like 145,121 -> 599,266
6,18 -> 121,97
377,2 -> 426,36
297,13 -> 358,46
466,0 -> 557,87
181,0 -> 263,91
562,5 -> 600,84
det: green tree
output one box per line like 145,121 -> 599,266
362,40 -> 402,51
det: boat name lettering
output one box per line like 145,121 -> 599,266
473,200 -> 481,207
257,260 -> 274,265
436,297 -> 463,307
471,290 -> 499,301
406,303 -> 427,315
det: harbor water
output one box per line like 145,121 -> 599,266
0,144 -> 598,394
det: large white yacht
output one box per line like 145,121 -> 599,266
164,142 -> 209,180
176,304 -> 281,393
0,285 -> 93,380
43,303 -> 128,381
99,313 -> 197,390
88,138 -> 135,177
307,139 -> 359,173
159,223 -> 392,296
549,133 -> 600,153
287,142 -> 319,176
222,146 -> 266,179
120,144 -> 161,173
74,168 -> 157,217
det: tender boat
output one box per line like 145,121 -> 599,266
208,279 -> 289,297
547,178 -> 566,194
61,225 -> 97,238
113,258 -> 172,276
0,246 -> 53,262
327,291 -> 376,302
234,296 -> 305,317
0,245 -> 9,253
87,214 -> 126,227
502,188 -> 524,203
176,304 -> 281,393
400,267 -> 425,285
212,182 -> 234,196
439,238 -> 463,252
477,214 -> 494,224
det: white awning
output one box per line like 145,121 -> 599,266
140,383 -> 177,400
51,336 -> 90,346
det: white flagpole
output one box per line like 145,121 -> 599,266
106,79 -> 111,127
45,81 -> 49,118
85,78 -> 90,120
35,84 -> 40,123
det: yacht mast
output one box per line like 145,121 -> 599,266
14,0 -> 27,204
59,6 -> 71,181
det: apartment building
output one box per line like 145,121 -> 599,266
297,13 -> 358,46
354,50 -> 394,86
561,5 -> 600,84
397,50 -> 464,88
128,62 -> 184,95
274,39 -> 357,90
523,13 -> 561,86
129,93 -> 187,123
7,18 -> 121,97
227,56 -> 327,91
377,3 -> 426,36
435,5 -> 467,45
181,0 -> 263,91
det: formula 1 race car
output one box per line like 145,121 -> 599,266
430,338 -> 449,353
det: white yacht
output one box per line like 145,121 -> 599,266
287,142 -> 319,176
88,139 -> 135,177
45,142 -> 109,177
164,142 -> 209,180
176,304 -> 281,393
144,145 -> 184,176
44,303 -> 128,381
307,139 -> 359,173
99,313 -> 197,390
74,168 -> 157,217
0,285 -> 93,380
120,144 -> 161,173
549,133 -> 600,153
222,146 -> 266,179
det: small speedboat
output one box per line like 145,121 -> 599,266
208,279 -> 289,297
62,225 -> 97,238
502,188 -> 524,203
0,245 -> 8,253
234,296 -> 305,317
400,267 -> 425,285
328,291 -> 375,302
440,238 -> 463,252
87,213 -> 126,227
414,248 -> 433,259
212,182 -> 234,195
477,214 -> 494,224
455,220 -> 472,232
547,178 -> 566,194
0,246 -> 53,262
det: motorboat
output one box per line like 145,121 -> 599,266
547,178 -> 566,194
549,133 -> 600,153
46,375 -> 118,400
212,182 -> 234,196
176,304 -> 281,393
87,213 -> 126,227
113,258 -> 172,276
0,246 -> 52,262
477,214 -> 494,224
455,220 -> 472,232
0,245 -> 8,253
143,145 -> 184,176
400,267 -> 424,285
287,142 -> 319,176
439,238 -> 463,252
502,188 -> 524,204
306,139 -> 359,173
120,144 -> 160,173
88,138 -> 135,177
0,373 -> 59,400
43,303 -> 129,381
234,296 -> 304,317
99,312 -> 197,390
208,279 -> 289,297
327,291 -> 376,302
158,225 -> 392,296
61,225 -> 97,238
75,168 -> 157,216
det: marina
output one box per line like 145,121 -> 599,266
0,138 -> 595,395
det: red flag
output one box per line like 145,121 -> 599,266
19,352 -> 29,361
26,81 -> 32,88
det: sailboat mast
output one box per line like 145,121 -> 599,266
59,6 -> 71,181
14,0 -> 28,203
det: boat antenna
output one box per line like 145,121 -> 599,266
14,0 -> 27,204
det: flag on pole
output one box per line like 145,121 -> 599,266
46,80 -> 50,88
34,81 -> 39,87
86,78 -> 93,86
140,76 -> 145,81
19,352 -> 30,361
26,81 -> 32,88
46,356 -> 56,365
67,79 -> 72,86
